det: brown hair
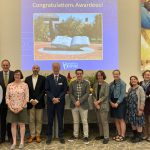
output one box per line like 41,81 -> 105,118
142,70 -> 150,78
95,70 -> 106,80
1,59 -> 10,65
129,76 -> 140,87
75,69 -> 84,74
14,70 -> 24,79
112,69 -> 121,75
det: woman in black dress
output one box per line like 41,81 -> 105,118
109,70 -> 126,142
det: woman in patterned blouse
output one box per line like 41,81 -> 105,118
6,70 -> 29,150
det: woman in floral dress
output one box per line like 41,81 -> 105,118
6,70 -> 29,149
127,76 -> 145,143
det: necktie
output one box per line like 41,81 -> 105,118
54,75 -> 58,84
4,73 -> 8,86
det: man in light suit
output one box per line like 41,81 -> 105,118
45,62 -> 68,144
25,65 -> 45,143
0,59 -> 14,144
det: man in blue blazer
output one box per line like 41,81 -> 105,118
45,62 -> 68,144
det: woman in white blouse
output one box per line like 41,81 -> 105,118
0,85 -> 3,104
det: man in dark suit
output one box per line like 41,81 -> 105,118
0,59 -> 14,144
25,65 -> 45,143
45,62 -> 68,144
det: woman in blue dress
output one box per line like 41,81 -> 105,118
127,76 -> 145,143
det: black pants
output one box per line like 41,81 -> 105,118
47,103 -> 64,138
0,106 -> 12,140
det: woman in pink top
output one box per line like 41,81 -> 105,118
6,70 -> 29,150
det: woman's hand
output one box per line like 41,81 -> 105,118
13,107 -> 23,114
17,107 -> 23,113
7,103 -> 15,113
110,102 -> 115,108
137,110 -> 143,116
114,103 -> 119,108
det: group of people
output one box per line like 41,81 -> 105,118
0,59 -> 150,149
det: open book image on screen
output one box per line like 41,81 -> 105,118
33,13 -> 103,60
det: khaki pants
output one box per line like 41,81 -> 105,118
28,108 -> 43,137
72,107 -> 88,138
143,114 -> 150,137
96,110 -> 109,138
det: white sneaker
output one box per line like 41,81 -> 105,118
83,137 -> 89,144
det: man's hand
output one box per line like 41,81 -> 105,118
52,98 -> 60,104
94,100 -> 100,109
31,100 -> 38,106
75,100 -> 80,107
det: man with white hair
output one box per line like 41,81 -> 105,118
25,65 -> 45,143
45,62 -> 68,144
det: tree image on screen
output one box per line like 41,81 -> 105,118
33,13 -> 103,61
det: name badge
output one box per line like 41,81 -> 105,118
58,83 -> 63,85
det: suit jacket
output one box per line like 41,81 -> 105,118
45,74 -> 68,105
25,75 -> 46,109
0,70 -> 14,107
92,81 -> 110,112
69,79 -> 90,109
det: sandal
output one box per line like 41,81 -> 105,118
112,135 -> 120,140
115,135 -> 126,142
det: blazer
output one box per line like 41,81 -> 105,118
92,81 -> 109,112
0,70 -> 14,107
109,79 -> 126,104
25,75 -> 46,109
127,85 -> 145,111
45,74 -> 68,104
69,79 -> 90,109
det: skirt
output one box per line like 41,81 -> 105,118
7,108 -> 28,123
110,99 -> 126,119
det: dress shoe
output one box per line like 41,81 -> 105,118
0,138 -> 5,144
36,136 -> 41,143
8,138 -> 13,144
28,136 -> 35,143
59,138 -> 65,144
95,136 -> 104,140
103,138 -> 109,144
46,137 -> 52,145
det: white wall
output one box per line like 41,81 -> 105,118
0,0 -> 142,88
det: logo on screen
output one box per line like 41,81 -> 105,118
62,62 -> 78,70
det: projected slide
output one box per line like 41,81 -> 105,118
22,0 -> 118,70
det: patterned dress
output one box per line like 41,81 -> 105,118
6,82 -> 29,123
127,88 -> 144,127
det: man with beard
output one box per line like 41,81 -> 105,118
25,65 -> 45,143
